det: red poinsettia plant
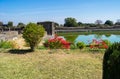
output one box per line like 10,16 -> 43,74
90,39 -> 108,49
44,34 -> 71,49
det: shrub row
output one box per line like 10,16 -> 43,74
43,35 -> 111,50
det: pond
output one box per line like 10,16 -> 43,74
75,34 -> 120,44
63,34 -> 120,44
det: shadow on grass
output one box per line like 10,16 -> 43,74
8,49 -> 33,54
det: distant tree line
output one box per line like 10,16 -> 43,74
63,17 -> 120,28
0,21 -> 25,30
1,17 -> 120,30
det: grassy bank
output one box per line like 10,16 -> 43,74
57,31 -> 120,36
0,49 -> 103,79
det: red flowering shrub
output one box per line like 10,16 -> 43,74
44,35 -> 71,49
90,39 -> 108,49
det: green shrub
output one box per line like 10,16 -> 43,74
44,35 -> 71,49
70,43 -> 78,49
76,42 -> 85,49
0,40 -> 13,49
103,42 -> 120,79
44,39 -> 62,49
23,23 -> 45,51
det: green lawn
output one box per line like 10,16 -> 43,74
57,31 -> 120,36
0,49 -> 103,79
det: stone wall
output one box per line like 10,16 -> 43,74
0,31 -> 18,41
37,21 -> 58,35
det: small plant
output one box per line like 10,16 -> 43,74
76,42 -> 85,49
0,40 -> 13,49
103,42 -> 120,79
70,43 -> 78,49
44,35 -> 71,49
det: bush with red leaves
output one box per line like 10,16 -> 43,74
44,35 -> 71,49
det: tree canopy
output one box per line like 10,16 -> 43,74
64,17 -> 78,27
8,21 -> 13,27
23,23 -> 45,51
104,20 -> 113,26
17,22 -> 25,28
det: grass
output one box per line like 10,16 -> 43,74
0,49 -> 103,79
57,31 -> 120,36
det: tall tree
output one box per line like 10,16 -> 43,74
104,20 -> 113,26
64,17 -> 78,27
8,21 -> 13,27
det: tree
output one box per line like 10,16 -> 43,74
78,22 -> 83,26
17,22 -> 25,28
104,20 -> 113,26
95,20 -> 103,25
8,21 -> 13,27
64,17 -> 78,27
23,23 -> 45,51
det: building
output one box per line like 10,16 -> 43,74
37,21 -> 59,35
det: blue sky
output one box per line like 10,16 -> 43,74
0,0 -> 120,25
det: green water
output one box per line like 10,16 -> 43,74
75,34 -> 120,44
58,32 -> 120,44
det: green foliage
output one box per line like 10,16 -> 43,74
0,40 -> 13,49
102,39 -> 111,46
64,17 -> 78,27
89,24 -> 97,27
104,20 -> 113,26
8,21 -> 13,27
44,40 -> 62,49
76,42 -> 86,49
70,43 -> 78,49
44,35 -> 71,49
78,22 -> 83,26
103,42 -> 120,79
23,23 -> 45,51
64,35 -> 78,43
17,22 -> 25,28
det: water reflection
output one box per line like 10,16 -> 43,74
75,34 -> 120,44
94,34 -> 102,39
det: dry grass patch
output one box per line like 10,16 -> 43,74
0,49 -> 103,79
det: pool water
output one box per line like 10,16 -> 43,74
75,34 -> 120,44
